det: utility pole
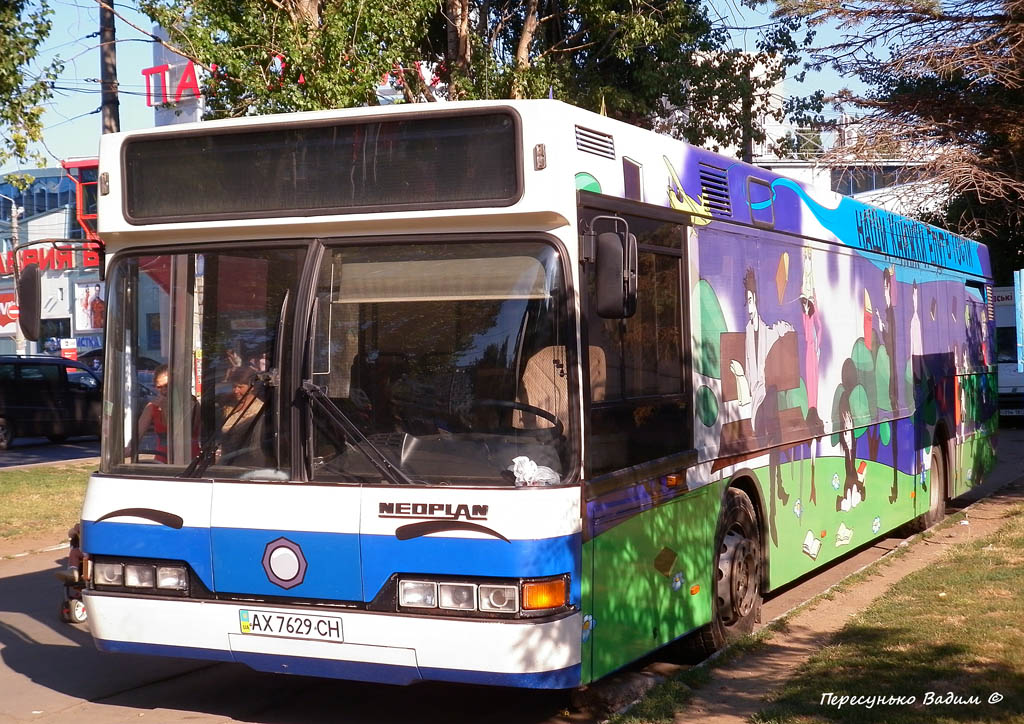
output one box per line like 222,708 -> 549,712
100,1 -> 120,133
9,204 -> 25,355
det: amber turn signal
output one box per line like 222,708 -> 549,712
521,578 -> 567,610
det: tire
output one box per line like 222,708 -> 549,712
905,443 -> 947,533
689,487 -> 762,657
69,598 -> 88,624
0,418 -> 12,450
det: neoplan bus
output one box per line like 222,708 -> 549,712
73,100 -> 996,688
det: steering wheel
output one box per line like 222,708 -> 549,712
469,399 -> 564,440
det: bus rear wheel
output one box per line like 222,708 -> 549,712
690,487 -> 762,658
906,444 -> 947,533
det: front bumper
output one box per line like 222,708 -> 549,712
84,591 -> 581,688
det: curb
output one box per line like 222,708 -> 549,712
1,541 -> 70,561
0,456 -> 100,472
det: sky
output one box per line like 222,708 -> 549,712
3,0 -> 862,176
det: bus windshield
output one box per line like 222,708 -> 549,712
310,240 -> 574,486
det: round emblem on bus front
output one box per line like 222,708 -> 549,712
262,537 -> 307,589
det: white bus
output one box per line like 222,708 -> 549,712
63,100 -> 994,689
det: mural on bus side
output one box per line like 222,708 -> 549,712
578,143 -> 996,683
682,151 -> 998,583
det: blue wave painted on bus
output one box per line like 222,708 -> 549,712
752,178 -> 986,276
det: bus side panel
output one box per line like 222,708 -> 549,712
690,221 -> 996,593
585,482 -> 719,682
950,371 -> 998,498
736,423 -> 919,590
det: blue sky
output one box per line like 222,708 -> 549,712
3,0 -> 859,175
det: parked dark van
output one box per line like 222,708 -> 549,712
0,356 -> 102,449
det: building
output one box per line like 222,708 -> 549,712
0,168 -> 105,359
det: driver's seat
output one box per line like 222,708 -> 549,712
514,346 -> 606,432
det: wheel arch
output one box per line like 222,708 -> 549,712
931,420 -> 953,498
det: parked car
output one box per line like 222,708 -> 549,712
77,348 -> 161,378
0,356 -> 102,449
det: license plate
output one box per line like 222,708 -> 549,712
238,608 -> 343,642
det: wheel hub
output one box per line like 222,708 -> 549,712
718,528 -> 759,624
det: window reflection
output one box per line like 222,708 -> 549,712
311,242 -> 573,485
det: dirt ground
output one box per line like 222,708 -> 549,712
678,478 -> 1024,724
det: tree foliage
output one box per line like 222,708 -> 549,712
138,0 -> 811,155
0,0 -> 62,177
775,0 -> 1024,243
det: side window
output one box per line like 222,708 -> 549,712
0,364 -> 14,383
586,214 -> 689,477
19,364 -> 60,386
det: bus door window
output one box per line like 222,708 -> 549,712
585,214 -> 689,478
101,248 -> 304,479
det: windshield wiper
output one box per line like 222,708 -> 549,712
301,380 -> 415,486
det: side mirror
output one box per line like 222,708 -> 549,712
595,230 -> 637,319
16,262 -> 41,341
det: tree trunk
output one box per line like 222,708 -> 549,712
288,0 -> 320,25
513,0 -> 540,99
446,0 -> 471,99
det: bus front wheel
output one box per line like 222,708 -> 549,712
691,487 -> 762,657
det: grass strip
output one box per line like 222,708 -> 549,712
754,506 -> 1024,724
0,462 -> 94,539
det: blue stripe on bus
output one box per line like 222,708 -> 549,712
94,638 -> 581,688
82,520 -> 214,589
360,532 -> 581,604
418,663 -> 581,689
211,527 -> 363,600
81,520 -> 580,604
212,528 -> 579,603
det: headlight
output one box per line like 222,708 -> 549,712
438,583 -> 477,611
399,580 -> 437,608
156,565 -> 188,591
124,564 -> 156,588
94,562 -> 123,586
478,584 -> 518,613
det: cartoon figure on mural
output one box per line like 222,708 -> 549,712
875,267 -> 899,503
836,360 -> 866,512
730,267 -> 794,546
799,248 -> 824,503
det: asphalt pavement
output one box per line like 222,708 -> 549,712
0,437 -> 100,469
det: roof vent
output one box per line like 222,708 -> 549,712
575,126 -> 615,159
699,163 -> 732,217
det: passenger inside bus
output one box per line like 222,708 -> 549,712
217,365 -> 270,467
133,364 -> 200,463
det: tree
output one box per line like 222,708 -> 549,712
137,0 -> 439,115
136,0 -> 811,156
774,0 -> 1024,245
0,0 -> 62,176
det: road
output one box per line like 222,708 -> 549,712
1,428 -> 1021,724
0,436 -> 100,468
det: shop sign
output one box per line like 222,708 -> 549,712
0,247 -> 101,277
